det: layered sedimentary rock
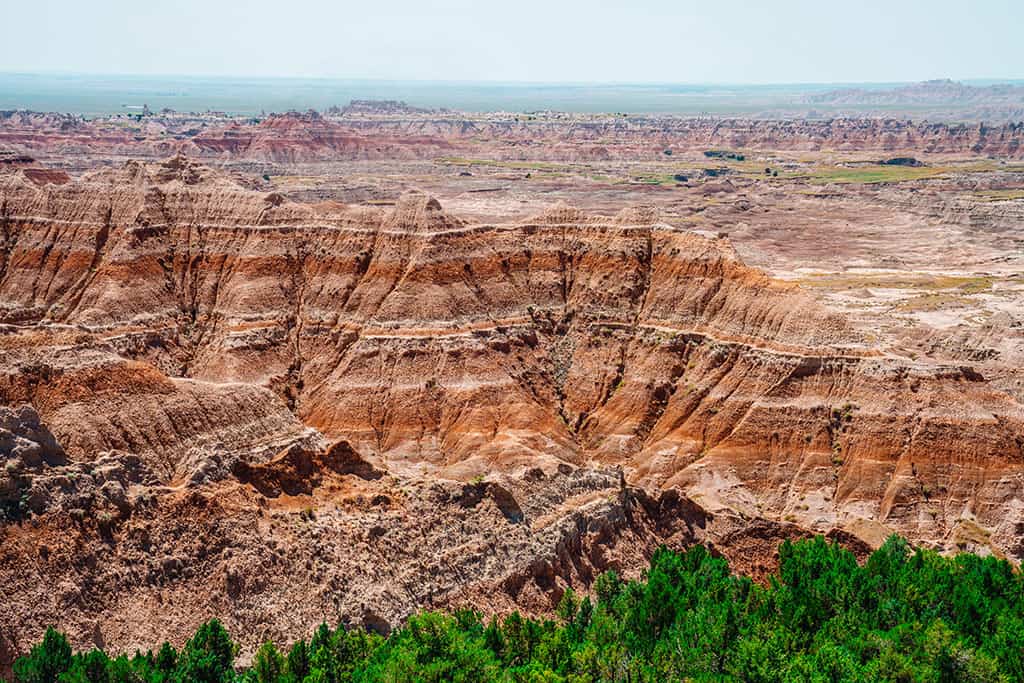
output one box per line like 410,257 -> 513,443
5,109 -> 1023,164
332,116 -> 1024,160
193,110 -> 455,162
1,157 -> 1022,667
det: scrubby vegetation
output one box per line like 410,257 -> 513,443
880,157 -> 923,167
11,536 -> 1024,682
703,150 -> 746,161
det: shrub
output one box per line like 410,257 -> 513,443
17,536 -> 1024,682
174,619 -> 235,683
251,641 -> 284,683
12,627 -> 71,683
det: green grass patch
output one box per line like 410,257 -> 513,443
630,173 -> 678,186
897,292 -> 974,312
790,164 -> 948,184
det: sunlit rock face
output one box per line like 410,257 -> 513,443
0,157 -> 1021,670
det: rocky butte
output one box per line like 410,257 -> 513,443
0,148 -> 1022,668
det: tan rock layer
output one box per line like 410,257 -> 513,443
3,110 -> 1023,162
1,159 -> 1021,559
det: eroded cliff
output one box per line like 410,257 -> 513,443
1,157 -> 1021,667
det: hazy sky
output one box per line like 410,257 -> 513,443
5,0 -> 1022,83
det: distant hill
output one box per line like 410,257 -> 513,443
806,79 -> 1024,107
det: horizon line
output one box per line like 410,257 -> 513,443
3,70 -> 1024,89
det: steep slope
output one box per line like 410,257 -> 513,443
1,157 -> 1022,668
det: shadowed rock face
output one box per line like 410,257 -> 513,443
0,157 -> 1022,668
231,440 -> 383,498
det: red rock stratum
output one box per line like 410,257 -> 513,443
1,157 -> 1022,666
4,110 -> 1024,163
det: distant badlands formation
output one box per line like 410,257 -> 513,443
0,96 -> 1023,667
1,108 -> 1023,165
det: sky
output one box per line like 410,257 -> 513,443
4,0 -> 1023,84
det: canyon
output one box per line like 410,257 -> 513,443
1,101 -> 1023,671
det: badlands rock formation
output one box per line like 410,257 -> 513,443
4,109 -> 1023,165
1,156 -> 1022,666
